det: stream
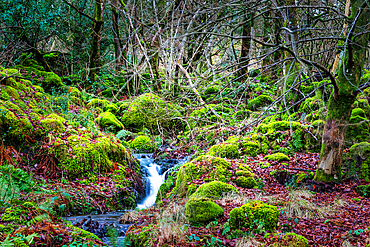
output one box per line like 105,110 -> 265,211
64,153 -> 188,246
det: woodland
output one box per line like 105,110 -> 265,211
0,0 -> 370,246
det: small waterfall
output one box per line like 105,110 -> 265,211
135,154 -> 166,209
134,154 -> 189,209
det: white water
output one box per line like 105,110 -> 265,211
135,153 -> 188,209
135,154 -> 166,209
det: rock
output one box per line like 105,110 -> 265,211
229,200 -> 279,231
121,93 -> 183,133
185,197 -> 224,224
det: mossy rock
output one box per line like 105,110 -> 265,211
206,143 -> 240,159
258,121 -> 302,135
345,111 -> 369,146
171,155 -> 231,197
52,135 -> 137,178
234,110 -> 253,121
241,141 -> 260,157
40,113 -> 66,133
121,93 -> 182,133
304,120 -> 325,153
204,85 -> 219,95
271,232 -> 309,247
95,111 -> 124,132
116,101 -> 130,112
343,142 -> 370,182
125,225 -> 156,246
235,176 -> 257,189
264,153 -> 290,162
67,86 -> 82,99
248,95 -> 274,110
355,184 -> 370,198
87,98 -> 110,109
299,96 -> 323,115
190,181 -> 238,199
130,135 -> 156,153
0,104 -> 33,144
354,99 -> 370,118
229,200 -> 279,231
185,197 -> 224,224
14,66 -> 63,91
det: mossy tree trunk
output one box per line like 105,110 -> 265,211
112,0 -> 125,71
238,14 -> 251,81
89,0 -> 105,83
314,0 -> 370,183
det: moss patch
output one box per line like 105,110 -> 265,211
130,135 -> 156,153
95,111 -> 124,132
185,197 -> 224,224
229,200 -> 279,231
264,153 -> 290,162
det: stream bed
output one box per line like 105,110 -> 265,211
63,153 -> 188,246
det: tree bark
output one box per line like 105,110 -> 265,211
314,0 -> 370,183
89,0 -> 105,83
238,15 -> 251,80
112,0 -> 124,71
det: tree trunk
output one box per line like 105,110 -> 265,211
89,0 -> 104,83
238,15 -> 251,80
112,0 -> 124,71
314,0 -> 370,183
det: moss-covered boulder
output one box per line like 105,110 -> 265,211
229,200 -> 279,231
95,111 -> 124,132
206,143 -> 240,159
355,184 -> 370,198
271,232 -> 309,247
15,66 -> 63,91
121,93 -> 182,133
171,155 -> 232,197
52,134 -> 137,178
235,176 -> 257,189
264,153 -> 290,162
190,181 -> 238,199
130,135 -> 156,153
248,95 -> 274,110
258,121 -> 302,135
345,109 -> 369,146
304,120 -> 325,153
185,197 -> 224,224
354,99 -> 370,118
343,142 -> 370,182
40,113 -> 66,133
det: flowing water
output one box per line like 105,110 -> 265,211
64,153 -> 188,246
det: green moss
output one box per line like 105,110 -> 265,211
130,135 -> 156,153
68,225 -> 101,241
40,115 -> 66,133
299,96 -> 323,114
271,232 -> 309,247
52,135 -> 137,178
185,197 -> 224,224
354,99 -> 370,117
122,93 -> 182,133
258,121 -> 301,134
260,162 -> 271,169
229,200 -> 279,231
264,153 -> 290,162
106,103 -> 119,114
0,85 -> 20,100
204,85 -> 219,95
95,111 -> 124,131
248,95 -> 274,110
116,101 -> 130,112
190,181 -> 238,199
207,143 -> 240,159
241,141 -> 260,157
355,184 -> 370,198
345,113 -> 369,145
125,225 -> 156,246
304,120 -> 325,153
86,98 -> 110,110
171,155 -> 231,197
67,86 -> 82,98
235,176 -> 257,188
234,110 -> 253,121
0,105 -> 33,143
344,142 -> 370,182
